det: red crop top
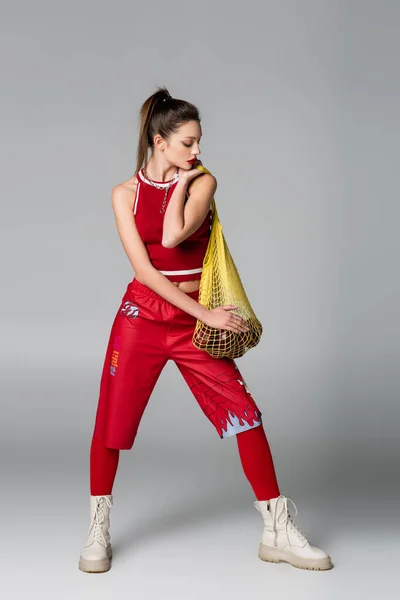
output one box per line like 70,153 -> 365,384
133,168 -> 212,282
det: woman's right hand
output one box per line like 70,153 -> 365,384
202,305 -> 250,333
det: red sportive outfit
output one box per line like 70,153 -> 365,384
89,168 -> 280,499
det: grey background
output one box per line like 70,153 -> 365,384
1,0 -> 399,597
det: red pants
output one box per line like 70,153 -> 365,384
92,277 -> 263,449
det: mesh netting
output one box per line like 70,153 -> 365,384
192,167 -> 263,359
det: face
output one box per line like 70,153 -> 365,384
155,120 -> 202,170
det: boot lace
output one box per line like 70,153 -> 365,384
274,495 -> 308,546
86,496 -> 113,548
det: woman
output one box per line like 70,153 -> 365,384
78,87 -> 333,573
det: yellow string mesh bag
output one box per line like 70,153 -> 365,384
192,165 -> 263,359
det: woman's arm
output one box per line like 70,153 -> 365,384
162,172 -> 217,248
111,184 -> 209,321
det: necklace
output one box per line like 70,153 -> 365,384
143,167 -> 180,213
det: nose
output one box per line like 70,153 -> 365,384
192,146 -> 200,156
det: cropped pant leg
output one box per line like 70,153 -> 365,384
166,293 -> 263,439
92,282 -> 170,450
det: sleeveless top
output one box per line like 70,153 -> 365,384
133,168 -> 212,282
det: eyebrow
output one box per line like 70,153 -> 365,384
182,136 -> 202,140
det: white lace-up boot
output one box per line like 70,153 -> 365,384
254,495 -> 333,571
79,495 -> 113,573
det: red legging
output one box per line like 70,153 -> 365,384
90,424 -> 280,500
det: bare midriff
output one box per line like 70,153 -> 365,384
135,277 -> 200,294
170,279 -> 200,294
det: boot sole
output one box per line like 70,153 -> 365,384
258,543 -> 333,571
79,545 -> 112,573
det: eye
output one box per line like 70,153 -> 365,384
182,140 -> 201,148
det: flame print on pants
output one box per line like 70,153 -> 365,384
186,360 -> 262,438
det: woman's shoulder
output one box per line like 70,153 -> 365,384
111,175 -> 138,210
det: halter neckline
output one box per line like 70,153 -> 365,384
138,168 -> 179,188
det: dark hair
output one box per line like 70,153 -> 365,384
135,86 -> 201,175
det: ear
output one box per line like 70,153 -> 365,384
153,134 -> 165,151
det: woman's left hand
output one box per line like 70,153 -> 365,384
178,159 -> 204,184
